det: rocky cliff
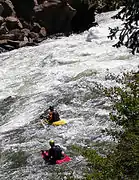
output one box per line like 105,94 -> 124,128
0,0 -> 96,52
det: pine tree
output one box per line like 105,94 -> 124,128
108,0 -> 139,54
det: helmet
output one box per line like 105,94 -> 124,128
49,106 -> 54,111
49,140 -> 55,146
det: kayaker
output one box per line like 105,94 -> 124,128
47,106 -> 60,123
47,140 -> 64,164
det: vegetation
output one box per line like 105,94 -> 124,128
70,70 -> 139,179
108,0 -> 139,54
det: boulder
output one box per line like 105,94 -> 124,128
7,39 -> 28,48
0,23 -> 9,35
21,28 -> 30,37
69,0 -> 96,32
10,29 -> 25,41
0,33 -> 15,40
34,0 -> 76,34
0,39 -> 8,45
10,0 -> 35,21
0,46 -> 8,53
0,3 -> 4,16
29,31 -> 39,40
39,27 -> 46,37
0,16 -> 4,25
5,16 -> 23,30
0,0 -> 15,17
31,22 -> 41,33
21,21 -> 33,30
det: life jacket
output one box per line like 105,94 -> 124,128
54,145 -> 63,159
53,110 -> 60,122
49,145 -> 62,160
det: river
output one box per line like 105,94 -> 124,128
0,10 -> 138,180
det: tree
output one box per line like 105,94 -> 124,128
108,0 -> 139,54
71,70 -> 139,180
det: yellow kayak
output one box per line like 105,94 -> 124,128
41,119 -> 67,128
52,119 -> 67,126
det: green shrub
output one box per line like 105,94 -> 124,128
71,70 -> 139,180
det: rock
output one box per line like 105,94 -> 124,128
39,27 -> 46,37
0,46 -> 7,53
10,0 -> 35,21
10,28 -> 21,34
10,29 -> 25,41
7,39 -> 19,48
0,33 -> 15,40
5,16 -> 23,30
0,16 -> 4,25
23,36 -> 28,43
29,31 -> 39,40
0,3 -> 4,16
0,23 -> 9,35
0,0 -> 15,17
7,39 -> 28,48
34,0 -> 76,34
2,44 -> 14,50
27,40 -> 38,46
34,0 -> 38,6
37,0 -> 45,5
0,39 -> 8,45
32,22 -> 41,33
69,0 -> 95,32
21,28 -> 30,37
21,21 -> 32,30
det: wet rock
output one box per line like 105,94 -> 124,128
27,40 -> 38,46
2,44 -> 14,50
0,46 -> 7,53
39,27 -> 46,37
0,23 -> 9,35
0,33 -> 15,40
5,16 -> 23,30
31,22 -> 41,33
21,21 -> 32,30
23,36 -> 28,43
0,96 -> 16,116
10,28 -> 21,36
0,39 -> 8,45
7,39 -> 29,48
7,39 -> 19,48
21,28 -> 30,37
10,29 -> 24,40
29,31 -> 39,40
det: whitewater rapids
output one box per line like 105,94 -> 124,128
0,10 -> 138,180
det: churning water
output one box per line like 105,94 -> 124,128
0,10 -> 139,180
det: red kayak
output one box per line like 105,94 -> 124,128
41,150 -> 71,164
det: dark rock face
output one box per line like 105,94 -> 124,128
0,0 -> 97,53
69,0 -> 95,33
34,1 -> 76,35
10,0 -> 35,21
